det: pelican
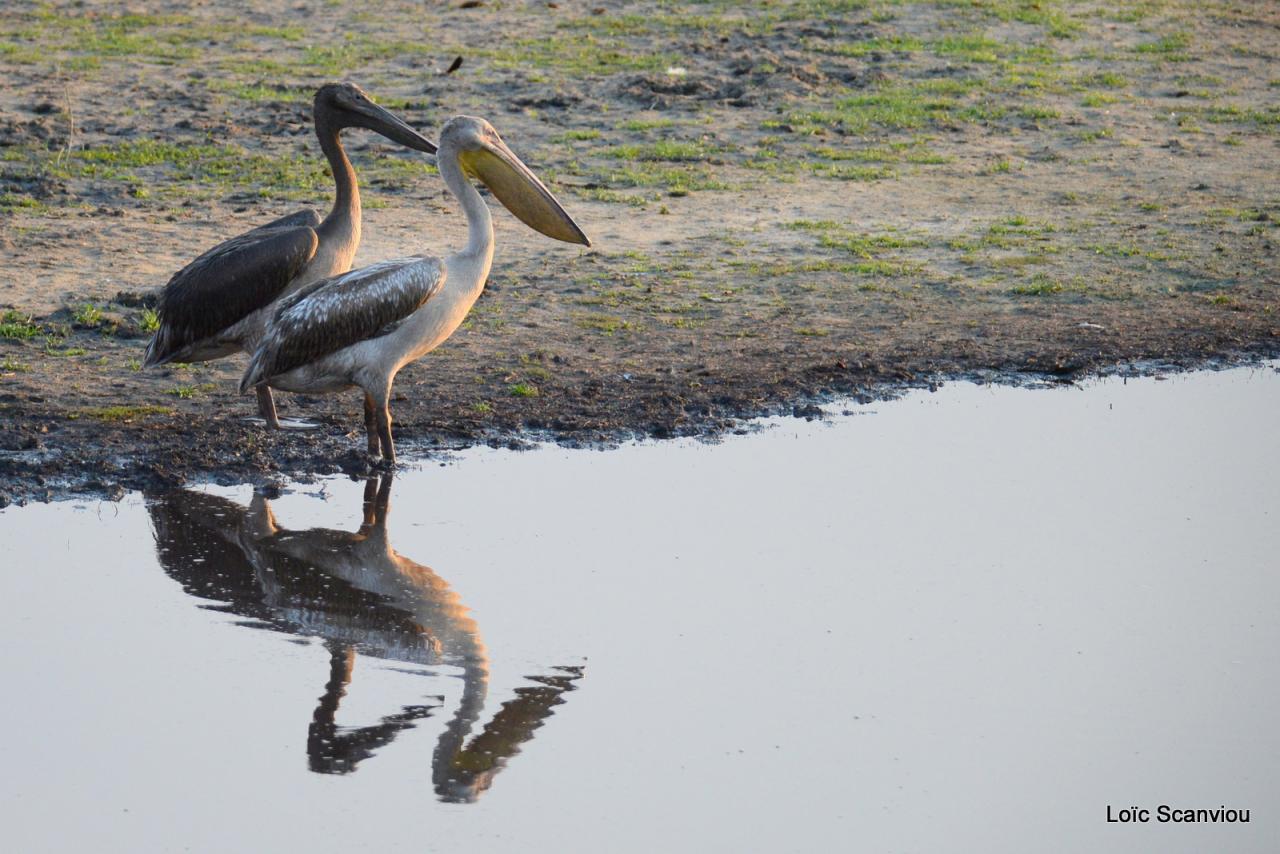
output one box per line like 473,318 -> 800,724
239,116 -> 590,461
146,476 -> 583,798
143,82 -> 437,428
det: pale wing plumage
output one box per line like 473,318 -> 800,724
241,256 -> 445,391
144,220 -> 321,366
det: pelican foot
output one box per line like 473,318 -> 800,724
241,416 -> 321,431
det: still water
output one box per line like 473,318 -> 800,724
2,365 -> 1277,853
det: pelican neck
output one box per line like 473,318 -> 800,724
437,140 -> 494,264
314,114 -> 361,245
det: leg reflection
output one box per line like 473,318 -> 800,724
307,641 -> 439,775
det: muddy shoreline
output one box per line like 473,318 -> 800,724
2,340 -> 1276,507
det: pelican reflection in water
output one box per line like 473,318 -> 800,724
147,476 -> 581,801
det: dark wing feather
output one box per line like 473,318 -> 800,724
144,222 -> 319,366
248,209 -> 322,234
241,256 -> 445,391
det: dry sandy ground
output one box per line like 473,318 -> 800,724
0,0 -> 1277,502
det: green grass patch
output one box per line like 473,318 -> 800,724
208,80 -> 309,104
1018,105 -> 1060,121
934,34 -> 1009,64
574,313 -> 632,334
0,192 -> 52,214
168,382 -> 216,399
1090,243 -> 1143,257
785,220 -> 926,273
299,39 -> 429,75
1134,32 -> 1191,59
1199,104 -> 1280,127
990,215 -> 1056,236
603,140 -> 719,162
852,260 -> 918,277
0,12 -> 312,73
971,0 -> 1083,37
597,162 -> 729,194
574,187 -> 653,206
556,129 -> 603,141
1080,92 -> 1119,107
45,345 -> 87,357
73,303 -> 103,327
0,311 -> 41,340
794,78 -> 1006,134
820,35 -> 924,57
619,117 -> 678,132
1076,127 -> 1113,142
1011,277 -> 1065,296
15,139 -> 335,200
829,231 -> 923,255
361,154 -> 438,190
1078,71 -> 1127,89
807,141 -> 950,164
950,216 -> 1063,262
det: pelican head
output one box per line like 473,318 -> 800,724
443,116 -> 590,247
315,82 -> 437,154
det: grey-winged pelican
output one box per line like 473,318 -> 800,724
239,115 -> 590,462
143,83 -> 437,428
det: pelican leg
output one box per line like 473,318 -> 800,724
375,393 -> 396,466
363,392 -> 380,457
256,386 -> 281,430
247,385 -> 319,431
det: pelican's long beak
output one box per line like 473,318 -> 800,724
463,136 -> 591,246
360,102 -> 438,154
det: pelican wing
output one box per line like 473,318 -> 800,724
144,219 -> 321,366
241,256 -> 445,390
248,208 -> 323,234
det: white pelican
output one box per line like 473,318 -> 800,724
143,83 -> 437,428
239,115 -> 590,461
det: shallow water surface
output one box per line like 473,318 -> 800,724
2,365 -> 1278,853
